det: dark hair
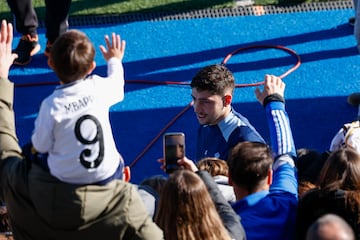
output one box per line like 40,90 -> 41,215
227,141 -> 273,193
190,64 -> 235,96
139,175 -> 167,196
50,30 -> 95,84
296,148 -> 328,184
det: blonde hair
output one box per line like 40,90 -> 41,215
155,170 -> 231,240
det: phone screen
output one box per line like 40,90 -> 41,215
164,132 -> 185,174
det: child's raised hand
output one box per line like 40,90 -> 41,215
99,33 -> 126,61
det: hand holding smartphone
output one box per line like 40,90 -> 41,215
163,132 -> 185,174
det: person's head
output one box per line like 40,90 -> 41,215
227,141 -> 273,200
197,157 -> 229,177
317,147 -> 360,191
139,175 -> 167,196
330,121 -> 360,154
48,30 -> 96,84
155,170 -> 231,240
306,214 -> 355,240
190,64 -> 235,125
296,148 -> 329,198
297,148 -> 328,184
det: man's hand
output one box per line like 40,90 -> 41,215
255,74 -> 285,106
0,20 -> 18,79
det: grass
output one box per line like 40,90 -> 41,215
1,0 -> 341,22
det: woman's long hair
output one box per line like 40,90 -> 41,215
318,147 -> 360,221
318,147 -> 360,191
155,170 -> 231,240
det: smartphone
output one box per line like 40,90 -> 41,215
163,132 -> 185,174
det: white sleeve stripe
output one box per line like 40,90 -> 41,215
279,110 -> 292,154
272,110 -> 282,153
272,109 -> 292,155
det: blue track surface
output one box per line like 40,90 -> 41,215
10,7 -> 360,183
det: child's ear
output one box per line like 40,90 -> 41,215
123,166 -> 131,182
87,61 -> 96,75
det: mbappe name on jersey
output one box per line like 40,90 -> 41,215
64,95 -> 94,114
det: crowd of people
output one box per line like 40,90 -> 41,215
0,2 -> 360,238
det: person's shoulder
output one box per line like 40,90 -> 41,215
229,108 -> 247,120
101,179 -> 135,198
39,91 -> 59,109
222,110 -> 250,129
108,182 -> 164,239
102,181 -> 146,212
216,181 -> 236,203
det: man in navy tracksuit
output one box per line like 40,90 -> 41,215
190,64 -> 265,162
